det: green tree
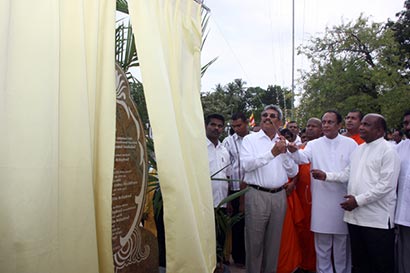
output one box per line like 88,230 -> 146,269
297,15 -> 410,128
201,79 -> 249,118
387,0 -> 410,80
201,80 -> 294,127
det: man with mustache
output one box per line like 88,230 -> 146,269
241,105 -> 298,273
395,110 -> 410,273
205,113 -> 231,271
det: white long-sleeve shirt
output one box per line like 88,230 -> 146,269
223,133 -> 246,191
241,130 -> 298,188
207,139 -> 231,208
326,137 -> 400,229
291,134 -> 357,234
395,139 -> 410,227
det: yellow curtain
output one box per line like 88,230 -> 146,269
0,1 -> 115,273
128,0 -> 216,272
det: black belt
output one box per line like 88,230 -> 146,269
248,184 -> 285,193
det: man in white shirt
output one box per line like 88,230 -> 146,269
312,113 -> 400,273
205,113 -> 231,267
288,110 -> 357,273
395,110 -> 410,273
241,105 -> 298,273
223,112 -> 249,267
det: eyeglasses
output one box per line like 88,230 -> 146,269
262,113 -> 278,119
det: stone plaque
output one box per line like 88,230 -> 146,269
112,63 -> 158,273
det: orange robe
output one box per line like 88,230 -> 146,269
277,183 -> 304,273
350,133 -> 364,145
294,162 -> 316,272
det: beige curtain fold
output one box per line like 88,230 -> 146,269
0,1 -> 116,273
128,1 -> 216,272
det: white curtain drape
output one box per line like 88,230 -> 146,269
129,0 -> 216,272
0,1 -> 116,273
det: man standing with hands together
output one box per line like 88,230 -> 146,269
241,105 -> 298,273
311,113 -> 400,273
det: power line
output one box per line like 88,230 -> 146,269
209,16 -> 254,86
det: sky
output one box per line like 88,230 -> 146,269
200,0 -> 405,96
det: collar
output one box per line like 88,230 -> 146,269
257,129 -> 279,140
232,132 -> 248,141
232,133 -> 240,141
323,133 -> 341,143
365,136 -> 384,147
207,138 -> 222,148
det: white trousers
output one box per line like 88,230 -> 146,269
314,232 -> 351,273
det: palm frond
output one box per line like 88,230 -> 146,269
116,0 -> 129,14
201,57 -> 218,77
216,187 -> 249,210
115,23 -> 139,72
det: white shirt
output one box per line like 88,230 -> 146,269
326,137 -> 400,229
223,133 -> 247,191
207,139 -> 231,208
395,139 -> 410,227
294,135 -> 302,146
291,134 -> 357,234
241,130 -> 298,188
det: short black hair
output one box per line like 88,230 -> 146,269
231,112 -> 247,122
403,110 -> 410,119
348,110 -> 364,120
205,113 -> 225,126
324,110 -> 343,124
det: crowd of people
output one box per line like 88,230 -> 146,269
205,105 -> 410,273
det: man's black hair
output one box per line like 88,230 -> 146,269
324,110 -> 343,124
205,113 -> 225,126
231,112 -> 247,122
403,110 -> 410,119
348,110 -> 364,120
